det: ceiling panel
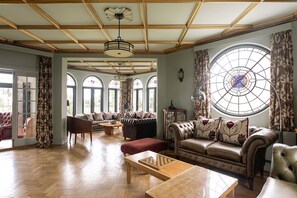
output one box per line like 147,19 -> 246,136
30,30 -> 71,40
85,44 -> 104,50
239,3 -> 297,24
148,29 -> 181,40
133,44 -> 146,50
0,5 -> 51,25
184,29 -> 222,41
38,4 -> 96,25
147,3 -> 195,24
68,30 -> 106,40
109,29 -> 143,41
0,30 -> 34,41
92,3 -> 142,25
54,44 -> 85,49
193,2 -> 251,24
149,44 -> 175,51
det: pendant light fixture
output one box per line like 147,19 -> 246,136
104,7 -> 134,58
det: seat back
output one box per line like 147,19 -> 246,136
271,143 -> 297,183
67,116 -> 92,133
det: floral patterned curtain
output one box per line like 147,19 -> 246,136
193,50 -> 211,119
270,30 -> 294,131
120,78 -> 133,116
36,56 -> 53,148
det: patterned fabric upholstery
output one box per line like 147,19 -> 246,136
195,116 -> 220,140
0,112 -> 12,140
219,118 -> 249,146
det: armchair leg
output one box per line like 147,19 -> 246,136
248,178 -> 253,191
90,132 -> 92,143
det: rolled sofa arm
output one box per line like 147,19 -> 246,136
168,121 -> 195,155
241,128 -> 279,177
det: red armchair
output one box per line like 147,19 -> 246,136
0,112 -> 12,141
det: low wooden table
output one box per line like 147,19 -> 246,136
98,121 -> 123,135
125,150 -> 193,183
145,166 -> 238,198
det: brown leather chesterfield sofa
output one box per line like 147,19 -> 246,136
257,143 -> 297,197
0,112 -> 12,140
121,118 -> 156,140
168,121 -> 279,190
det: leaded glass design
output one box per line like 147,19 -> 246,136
133,79 -> 143,89
210,45 -> 270,116
83,76 -> 102,87
148,76 -> 157,88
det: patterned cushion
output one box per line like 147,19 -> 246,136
84,113 -> 94,121
219,118 -> 249,146
195,116 -> 220,140
93,112 -> 104,121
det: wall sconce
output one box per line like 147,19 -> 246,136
178,68 -> 184,82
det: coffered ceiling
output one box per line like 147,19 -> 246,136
0,0 -> 297,75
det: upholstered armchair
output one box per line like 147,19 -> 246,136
0,112 -> 12,141
257,143 -> 297,197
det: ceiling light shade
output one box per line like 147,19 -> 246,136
104,8 -> 134,58
113,75 -> 126,81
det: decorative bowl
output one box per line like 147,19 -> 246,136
110,120 -> 117,124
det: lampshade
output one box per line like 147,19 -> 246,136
104,8 -> 134,58
191,89 -> 206,101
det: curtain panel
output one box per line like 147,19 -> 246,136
36,56 -> 53,148
193,50 -> 211,119
270,30 -> 295,131
120,78 -> 133,116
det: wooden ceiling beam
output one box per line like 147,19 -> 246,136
128,61 -> 137,74
82,1 -> 112,41
24,1 -> 88,50
176,1 -> 203,48
0,0 -> 293,3
221,1 -> 262,35
140,0 -> 149,52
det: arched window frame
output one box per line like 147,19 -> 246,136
67,73 -> 76,116
147,75 -> 157,113
210,44 -> 271,116
82,76 -> 103,113
133,78 -> 143,111
108,80 -> 120,113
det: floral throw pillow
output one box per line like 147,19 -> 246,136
219,118 -> 249,146
195,116 -> 221,140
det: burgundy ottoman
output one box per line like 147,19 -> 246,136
121,138 -> 168,156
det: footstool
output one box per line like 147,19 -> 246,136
121,138 -> 168,156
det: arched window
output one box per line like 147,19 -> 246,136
133,79 -> 143,111
67,74 -> 76,116
147,76 -> 157,112
82,76 -> 103,113
210,44 -> 270,116
108,80 -> 120,113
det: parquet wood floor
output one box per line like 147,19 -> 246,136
0,129 -> 267,198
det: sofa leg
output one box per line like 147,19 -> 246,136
248,178 -> 253,191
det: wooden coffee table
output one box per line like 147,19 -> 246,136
125,150 -> 193,183
99,121 -> 123,135
145,166 -> 238,198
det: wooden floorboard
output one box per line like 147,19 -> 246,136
0,129 -> 267,197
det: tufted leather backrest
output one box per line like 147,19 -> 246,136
0,112 -> 12,125
270,143 -> 297,183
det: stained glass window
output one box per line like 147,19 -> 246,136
210,44 -> 270,116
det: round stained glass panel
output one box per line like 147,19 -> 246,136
210,44 -> 271,116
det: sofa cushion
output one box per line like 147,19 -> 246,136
94,112 -> 104,121
104,112 -> 113,120
207,141 -> 242,162
84,113 -> 94,121
180,138 -> 215,154
195,116 -> 220,140
136,111 -> 144,119
219,118 -> 249,146
257,177 -> 297,198
75,114 -> 88,120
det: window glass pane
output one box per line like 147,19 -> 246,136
148,76 -> 157,88
0,88 -> 12,112
83,88 -> 91,113
0,73 -> 13,84
67,87 -> 74,116
210,45 -> 270,116
133,79 -> 143,89
138,90 -> 143,111
94,89 -> 102,112
133,90 -> 137,112
148,89 -> 155,112
116,90 -> 120,112
67,74 -> 76,86
109,80 -> 120,89
109,90 -> 115,112
83,76 -> 102,87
